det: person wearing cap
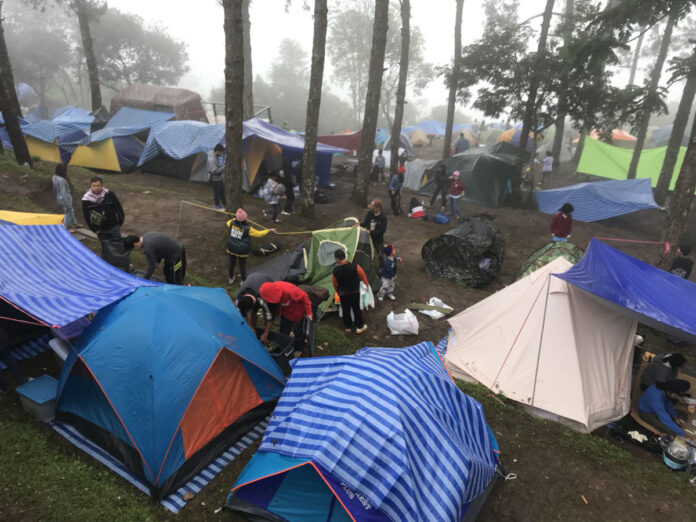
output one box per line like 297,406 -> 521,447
332,249 -> 369,334
448,171 -> 465,219
124,232 -> 186,284
207,144 -> 226,210
377,244 -> 402,301
259,281 -> 313,358
638,380 -> 690,437
361,199 -> 388,255
550,202 -> 574,242
236,272 -> 275,343
226,208 -> 274,284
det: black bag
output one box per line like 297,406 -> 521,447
252,241 -> 282,257
101,238 -> 131,271
314,191 -> 329,204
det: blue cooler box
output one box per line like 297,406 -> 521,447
16,375 -> 58,423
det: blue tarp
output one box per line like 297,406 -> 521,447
242,117 -> 346,156
84,106 -> 175,144
0,224 -> 159,327
138,121 -> 225,166
651,124 -> 689,148
536,178 -> 658,222
230,342 -> 498,522
555,239 -> 696,343
375,128 -> 389,146
417,120 -> 472,137
57,285 -> 285,496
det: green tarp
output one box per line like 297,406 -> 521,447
577,137 -> 686,189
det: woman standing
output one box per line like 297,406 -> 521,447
52,164 -> 79,231
226,208 -> 274,284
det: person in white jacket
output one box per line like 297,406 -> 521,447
207,144 -> 226,210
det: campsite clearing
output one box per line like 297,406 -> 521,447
2,157 -> 696,520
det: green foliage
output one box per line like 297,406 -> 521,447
327,0 -> 432,127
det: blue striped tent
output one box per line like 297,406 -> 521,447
0,224 -> 159,327
227,342 -> 500,522
536,178 -> 658,222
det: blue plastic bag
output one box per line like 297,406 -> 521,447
432,212 -> 450,225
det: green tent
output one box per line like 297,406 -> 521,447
418,141 -> 519,208
250,218 -> 380,318
515,241 -> 585,281
577,137 -> 686,189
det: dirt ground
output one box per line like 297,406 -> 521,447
3,151 -> 696,521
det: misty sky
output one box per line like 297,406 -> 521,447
104,0 -> 653,118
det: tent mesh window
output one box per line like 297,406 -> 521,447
317,240 -> 346,266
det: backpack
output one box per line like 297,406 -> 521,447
432,212 -> 450,225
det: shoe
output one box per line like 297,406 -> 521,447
345,328 -> 352,333
377,296 -> 384,301
355,325 -> 368,334
387,294 -> 396,301
228,276 -> 235,284
281,211 -> 292,216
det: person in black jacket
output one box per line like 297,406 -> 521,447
332,249 -> 369,334
225,208 -> 273,284
429,162 -> 449,211
279,163 -> 295,215
670,245 -> 693,280
81,177 -> 125,240
360,198 -> 388,255
124,232 -> 186,284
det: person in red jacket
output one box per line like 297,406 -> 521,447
448,171 -> 465,219
260,281 -> 313,358
550,202 -> 574,242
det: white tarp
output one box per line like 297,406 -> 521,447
446,257 -> 637,432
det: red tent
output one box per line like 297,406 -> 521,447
317,130 -> 362,155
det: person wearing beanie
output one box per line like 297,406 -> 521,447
448,171 -> 465,219
550,202 -> 574,241
377,244 -> 402,301
226,208 -> 274,284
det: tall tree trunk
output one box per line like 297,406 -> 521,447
0,5 -> 30,165
353,0 -> 389,207
389,0 -> 410,177
0,1 -> 20,117
223,0 -> 245,210
513,0 -> 555,203
300,0 -> 328,218
443,0 -> 464,161
627,12 -> 676,179
572,129 -> 586,164
656,111 -> 696,269
551,0 -> 574,171
655,65 -> 696,205
627,28 -> 644,87
75,0 -> 102,112
242,0 -> 253,119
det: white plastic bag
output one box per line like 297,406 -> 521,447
360,282 -> 375,311
387,308 -> 419,335
419,297 -> 454,320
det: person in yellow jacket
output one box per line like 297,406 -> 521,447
226,208 -> 275,284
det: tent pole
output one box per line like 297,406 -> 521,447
530,277 -> 552,407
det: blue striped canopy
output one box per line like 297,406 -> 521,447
83,107 -> 175,144
0,225 -> 159,326
536,178 -> 658,222
241,342 -> 498,522
137,121 -> 225,166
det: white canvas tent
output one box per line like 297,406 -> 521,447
446,257 -> 637,432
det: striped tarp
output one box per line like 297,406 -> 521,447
260,342 -> 497,522
536,178 -> 658,222
52,418 -> 268,514
137,121 -> 225,166
0,333 -> 51,372
0,225 -> 159,327
79,107 -> 175,145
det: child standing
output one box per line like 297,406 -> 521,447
226,208 -> 273,284
448,171 -> 465,219
52,164 -> 79,230
550,202 -> 574,242
262,173 -> 284,223
378,244 -> 402,301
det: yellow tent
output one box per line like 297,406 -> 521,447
25,136 -> 62,164
0,210 -> 64,225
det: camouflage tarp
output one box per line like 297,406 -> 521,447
515,241 -> 585,281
